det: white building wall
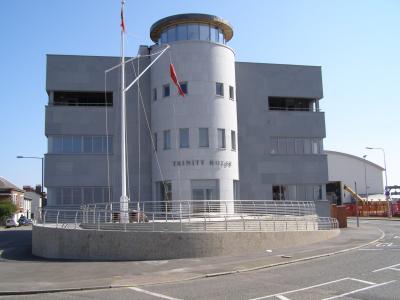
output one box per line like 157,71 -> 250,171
326,151 -> 384,203
150,41 -> 239,201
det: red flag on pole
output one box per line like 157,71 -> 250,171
120,7 -> 125,32
169,63 -> 185,97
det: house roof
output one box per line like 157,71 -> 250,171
0,177 -> 24,192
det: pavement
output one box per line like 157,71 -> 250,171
0,221 -> 385,296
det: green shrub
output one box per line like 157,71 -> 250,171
0,200 -> 18,222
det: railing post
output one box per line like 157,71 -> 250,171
273,219 -> 276,231
242,216 -> 246,231
152,213 -> 155,232
188,200 -> 191,223
97,212 -> 100,230
225,215 -> 228,231
75,211 -> 78,229
93,205 -> 96,224
56,211 -> 60,228
179,202 -> 182,232
43,210 -> 47,225
259,216 -> 262,231
204,215 -> 207,232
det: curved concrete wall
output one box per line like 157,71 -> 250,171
150,41 -> 239,201
32,225 -> 339,261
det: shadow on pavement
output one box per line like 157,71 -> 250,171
0,228 -> 43,261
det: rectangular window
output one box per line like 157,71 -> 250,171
210,27 -> 218,42
295,138 -> 304,154
176,24 -> 188,40
163,84 -> 170,97
163,130 -> 171,150
167,26 -> 176,42
154,132 -> 157,152
188,24 -> 199,40
199,128 -> 209,148
287,138 -> 295,154
231,130 -> 236,151
217,128 -> 226,149
233,180 -> 240,200
72,188 -> 82,205
179,82 -> 188,95
199,24 -> 210,40
268,97 -> 316,112
72,136 -> 82,153
92,136 -> 103,153
179,128 -> 189,148
216,82 -> 224,96
53,136 -> 63,153
53,91 -> 113,107
153,88 -> 157,101
83,187 -> 93,204
63,136 -> 73,153
102,136 -> 113,154
312,139 -> 320,154
272,185 -> 287,200
62,187 -> 72,205
229,86 -> 235,100
83,136 -> 93,153
304,138 -> 312,154
278,138 -> 287,154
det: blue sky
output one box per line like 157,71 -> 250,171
0,0 -> 399,189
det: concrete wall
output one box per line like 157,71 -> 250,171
32,225 -> 339,260
235,62 -> 328,201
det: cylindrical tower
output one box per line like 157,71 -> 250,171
149,14 -> 238,208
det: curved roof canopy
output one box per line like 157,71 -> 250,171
150,13 -> 233,42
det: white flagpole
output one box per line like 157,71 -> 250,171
120,0 -> 129,223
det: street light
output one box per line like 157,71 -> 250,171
365,147 -> 391,217
16,156 -> 44,197
362,155 -> 368,202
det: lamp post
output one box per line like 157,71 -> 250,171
363,155 -> 368,202
365,147 -> 391,217
16,156 -> 44,197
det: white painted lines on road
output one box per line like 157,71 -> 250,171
321,280 -> 397,300
358,248 -> 383,251
248,277 -> 350,299
376,242 -> 393,247
372,262 -> 400,273
128,287 -> 183,300
248,277 -> 390,300
348,278 -> 376,285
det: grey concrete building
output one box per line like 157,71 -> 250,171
44,14 -> 328,214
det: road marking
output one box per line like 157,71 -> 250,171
388,267 -> 400,272
376,242 -> 393,247
372,262 -> 400,272
321,280 -> 396,300
128,287 -> 183,300
349,278 -> 376,285
275,295 -> 291,300
248,278 -> 350,300
358,248 -> 383,251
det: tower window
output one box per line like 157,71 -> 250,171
217,128 -> 226,149
199,128 -> 209,148
179,128 -> 189,148
163,84 -> 170,97
179,82 -> 188,95
153,88 -> 157,101
231,130 -> 236,151
163,130 -> 171,150
216,82 -> 224,97
229,86 -> 235,100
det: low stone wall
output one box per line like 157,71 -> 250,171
32,225 -> 339,261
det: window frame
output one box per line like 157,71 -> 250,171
217,128 -> 226,149
216,82 -> 224,97
163,84 -> 170,98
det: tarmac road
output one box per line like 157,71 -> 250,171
0,219 -> 399,299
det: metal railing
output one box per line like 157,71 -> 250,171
35,200 -> 338,232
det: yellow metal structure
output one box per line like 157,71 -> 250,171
344,185 -> 365,204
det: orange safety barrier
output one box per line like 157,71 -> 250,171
344,202 -> 400,217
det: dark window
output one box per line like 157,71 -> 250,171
218,128 -> 226,149
179,82 -> 188,95
231,130 -> 236,151
153,88 -> 157,101
179,128 -> 189,148
268,97 -> 316,112
229,86 -> 235,100
216,82 -> 224,96
53,91 -> 113,106
163,85 -> 170,97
